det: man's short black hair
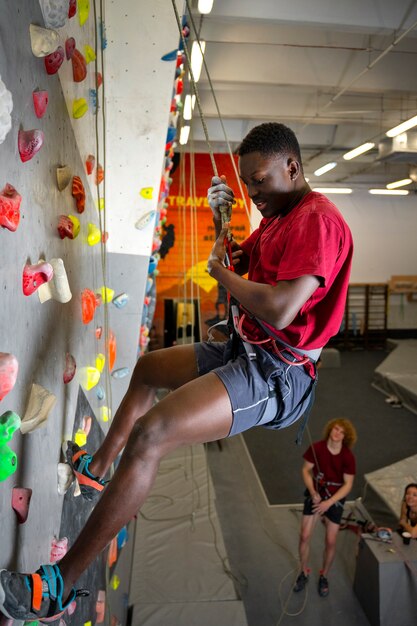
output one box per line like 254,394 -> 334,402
237,122 -> 302,163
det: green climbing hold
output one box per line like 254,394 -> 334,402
0,410 -> 21,481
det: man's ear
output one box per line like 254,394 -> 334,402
287,158 -> 300,181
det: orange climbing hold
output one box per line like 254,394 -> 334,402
81,288 -> 101,324
107,330 -> 117,371
96,164 -> 104,185
72,176 -> 86,213
85,154 -> 95,175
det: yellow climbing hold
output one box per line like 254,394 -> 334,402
80,366 -> 100,391
140,187 -> 153,200
87,222 -> 101,246
68,215 -> 81,238
84,44 -> 96,63
73,98 -> 88,119
95,353 -> 106,373
78,0 -> 90,26
95,197 -> 105,211
110,574 -> 120,590
98,286 -> 114,303
74,428 -> 87,447
84,622 -> 92,626
100,406 -> 111,422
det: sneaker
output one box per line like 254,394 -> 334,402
0,563 -> 82,622
63,440 -> 107,501
293,571 -> 309,592
318,574 -> 329,597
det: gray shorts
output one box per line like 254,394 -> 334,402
194,339 -> 315,437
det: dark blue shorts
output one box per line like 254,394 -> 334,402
194,339 -> 315,437
303,491 -> 346,525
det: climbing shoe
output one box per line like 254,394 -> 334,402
293,571 -> 309,592
63,440 -> 107,501
318,573 -> 329,597
0,563 -> 82,622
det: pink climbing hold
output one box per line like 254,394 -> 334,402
63,353 -> 76,384
0,352 -> 18,402
18,129 -> 44,163
22,261 -> 54,296
44,46 -> 65,74
32,90 -> 49,118
65,37 -> 76,60
11,487 -> 32,524
50,536 -> 69,562
0,183 -> 22,232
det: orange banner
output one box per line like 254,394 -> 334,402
152,153 -> 250,343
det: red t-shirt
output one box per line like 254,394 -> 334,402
303,440 -> 356,496
239,191 -> 353,350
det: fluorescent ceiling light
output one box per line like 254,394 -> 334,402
179,125 -> 190,145
386,178 -> 412,189
313,162 -> 337,177
386,115 -> 417,138
369,189 -> 409,195
183,95 -> 196,121
198,0 -> 214,14
343,142 -> 375,160
313,188 -> 352,194
189,40 -> 206,83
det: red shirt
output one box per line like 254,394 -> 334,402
303,440 -> 356,496
240,191 -> 353,350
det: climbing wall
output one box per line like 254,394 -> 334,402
0,0 -> 184,624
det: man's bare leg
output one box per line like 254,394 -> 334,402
58,369 -> 233,598
299,514 -> 319,573
88,345 -> 200,478
321,519 -> 339,576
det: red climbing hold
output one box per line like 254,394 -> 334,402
32,90 -> 49,118
22,261 -> 54,296
0,183 -> 22,232
57,214 -> 79,239
0,352 -> 18,402
18,129 -> 44,163
44,46 -> 64,74
65,36 -> 76,60
95,72 -> 103,88
72,176 -> 86,213
96,164 -> 104,185
12,487 -> 32,524
63,353 -> 76,384
68,0 -> 77,18
72,48 -> 87,82
85,153 -> 95,175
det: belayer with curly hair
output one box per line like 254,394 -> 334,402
0,123 -> 353,622
293,418 -> 357,598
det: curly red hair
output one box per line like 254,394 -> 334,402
323,418 -> 357,449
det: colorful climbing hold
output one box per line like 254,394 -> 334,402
72,98 -> 88,119
95,353 -> 105,373
80,366 -> 100,391
57,214 -> 80,239
161,49 -> 178,62
111,367 -> 129,379
139,187 -> 153,200
108,537 -> 117,567
87,222 -> 101,246
44,46 -> 65,74
96,590 -> 106,624
0,353 -> 18,402
72,49 -> 87,82
50,536 -> 68,563
85,154 -> 95,175
22,261 -> 53,296
112,293 -> 129,309
96,164 -> 104,185
135,210 -> 156,230
12,487 -> 32,524
68,0 -> 76,18
18,129 -> 44,163
107,331 -> 117,371
65,36 -> 76,60
57,462 -> 73,495
98,286 -> 114,303
89,88 -> 97,113
29,24 -> 59,57
99,21 -> 107,50
37,257 -> 72,304
81,288 -> 100,324
56,165 -> 72,191
0,411 -> 21,481
39,0 -> 69,28
0,74 -> 13,145
96,385 -> 105,401
100,406 -> 110,423
78,0 -> 90,26
110,575 -> 120,591
96,72 -> 103,88
32,90 -> 48,118
20,383 -> 56,434
84,44 -> 96,63
72,176 -> 86,213
95,326 -> 102,339
0,183 -> 22,232
63,353 -> 76,384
